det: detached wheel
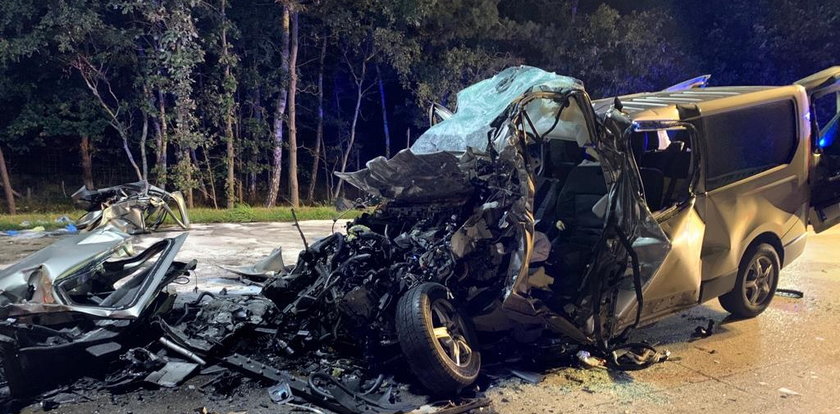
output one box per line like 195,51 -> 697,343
719,243 -> 780,318
396,283 -> 480,396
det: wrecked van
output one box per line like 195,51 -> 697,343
267,65 -> 840,395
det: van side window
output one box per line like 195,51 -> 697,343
702,100 -> 798,190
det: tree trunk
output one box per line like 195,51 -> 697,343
237,178 -> 243,204
376,64 -> 392,158
224,107 -> 235,208
248,86 -> 261,201
80,135 -> 95,189
188,148 -> 210,206
156,89 -> 168,187
321,137 -> 332,201
140,112 -> 149,181
222,0 -> 236,209
334,58 -> 366,199
265,4 -> 291,208
0,146 -> 16,215
287,9 -> 300,207
327,77 -> 343,202
201,146 -> 219,209
307,36 -> 327,203
121,130 -> 144,182
181,149 -> 194,208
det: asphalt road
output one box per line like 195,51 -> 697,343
5,221 -> 840,413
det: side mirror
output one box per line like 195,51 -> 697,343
428,102 -> 453,127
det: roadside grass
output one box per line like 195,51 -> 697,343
0,211 -> 83,231
186,205 -> 360,224
0,205 -> 361,231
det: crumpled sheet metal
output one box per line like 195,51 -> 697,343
73,181 -> 190,235
599,110 -> 672,288
335,149 -> 473,202
219,248 -> 286,278
410,66 -> 584,154
335,65 -> 675,345
0,229 -> 189,319
0,229 -> 131,307
585,109 -> 672,333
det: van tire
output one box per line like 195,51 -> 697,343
719,243 -> 780,318
396,283 -> 480,396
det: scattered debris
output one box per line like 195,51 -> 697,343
422,397 -> 492,414
267,381 -> 293,404
576,351 -> 607,369
508,369 -> 544,384
71,180 -> 190,234
691,319 -> 716,339
0,229 -> 195,406
776,288 -> 804,299
218,248 -> 286,280
608,344 -> 670,371
144,361 -> 199,388
778,387 -> 801,397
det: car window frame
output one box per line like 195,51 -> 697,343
697,98 -> 800,192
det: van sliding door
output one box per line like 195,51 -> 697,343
797,67 -> 840,232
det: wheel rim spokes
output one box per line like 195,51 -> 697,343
430,300 -> 472,367
745,256 -> 774,306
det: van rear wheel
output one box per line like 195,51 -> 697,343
719,243 -> 779,318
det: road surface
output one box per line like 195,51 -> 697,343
3,221 -> 839,413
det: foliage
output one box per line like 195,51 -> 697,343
0,0 -> 837,211
0,206 -> 360,230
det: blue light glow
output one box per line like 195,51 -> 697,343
820,120 -> 839,149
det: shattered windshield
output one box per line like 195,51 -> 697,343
339,66 -> 594,202
411,66 -> 587,154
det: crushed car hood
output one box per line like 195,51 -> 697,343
0,229 -> 188,319
0,229 -> 131,306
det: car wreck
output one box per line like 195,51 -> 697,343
4,64 -> 839,412
262,66 -> 674,395
0,229 -> 195,398
265,64 -> 840,395
72,181 -> 191,234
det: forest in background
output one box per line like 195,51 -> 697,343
0,0 -> 838,213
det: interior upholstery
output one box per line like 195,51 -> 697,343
554,165 -> 608,235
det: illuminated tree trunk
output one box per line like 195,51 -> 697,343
156,89 -> 168,187
287,9 -> 300,207
0,146 -> 16,215
265,4 -> 290,207
307,36 -> 327,202
334,55 -> 367,199
221,0 -> 237,209
376,64 -> 391,158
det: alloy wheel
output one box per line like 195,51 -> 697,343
744,255 -> 775,306
429,299 -> 473,368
